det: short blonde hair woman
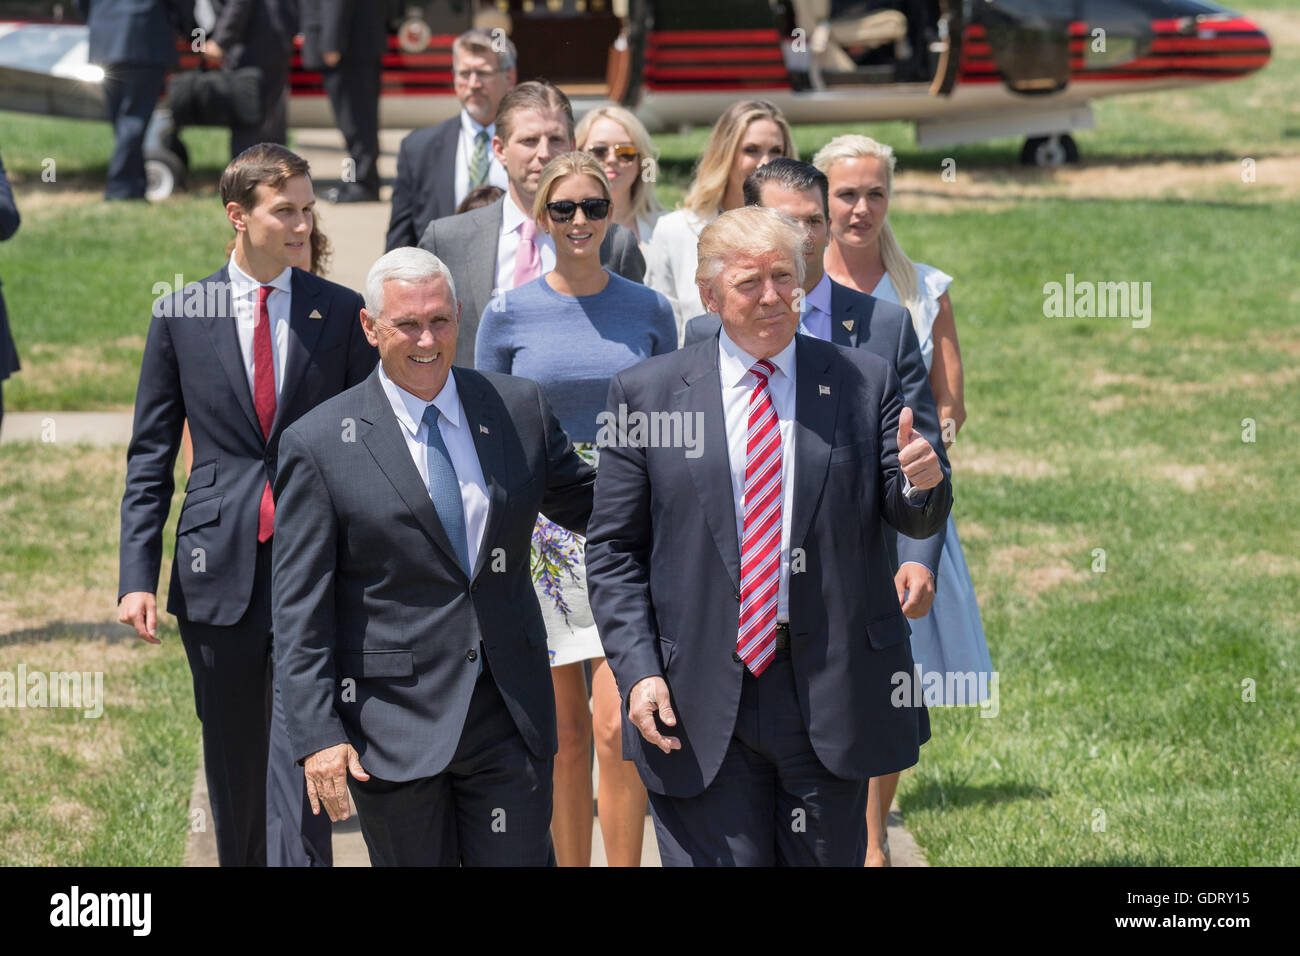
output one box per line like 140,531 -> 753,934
813,133 -> 989,869
645,100 -> 797,339
575,105 -> 664,247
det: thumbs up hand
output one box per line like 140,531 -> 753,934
896,406 -> 943,490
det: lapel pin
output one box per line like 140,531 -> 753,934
819,385 -> 831,396
841,319 -> 854,331
308,309 -> 323,320
479,424 -> 490,435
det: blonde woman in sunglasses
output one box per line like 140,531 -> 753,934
476,152 -> 677,867
576,105 -> 665,253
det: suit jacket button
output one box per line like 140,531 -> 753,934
467,648 -> 478,662
732,651 -> 743,663
471,581 -> 479,592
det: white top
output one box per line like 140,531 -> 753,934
644,207 -> 713,344
719,328 -> 798,624
228,254 -> 290,398
633,210 -> 666,257
377,362 -> 490,574
871,261 -> 953,374
453,110 -> 508,210
496,193 -> 557,297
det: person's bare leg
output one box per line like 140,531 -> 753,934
865,771 -> 902,866
550,661 -> 593,867
591,658 -> 647,866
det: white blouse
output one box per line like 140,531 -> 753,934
643,207 -> 714,344
871,261 -> 953,373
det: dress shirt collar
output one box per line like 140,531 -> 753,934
460,109 -> 494,140
804,271 -> 832,315
378,362 -> 464,439
718,325 -> 798,390
227,252 -> 292,299
502,190 -> 534,235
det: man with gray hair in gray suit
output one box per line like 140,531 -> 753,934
271,246 -> 596,865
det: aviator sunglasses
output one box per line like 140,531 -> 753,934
545,198 -> 612,223
585,144 -> 639,165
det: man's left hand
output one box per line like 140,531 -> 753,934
895,563 -> 935,619
896,406 -> 943,490
323,50 -> 342,67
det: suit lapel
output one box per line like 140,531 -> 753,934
830,280 -> 860,348
272,268 -> 328,437
359,371 -> 467,574
200,266 -> 263,439
680,342 -> 742,591
454,368 -> 508,582
790,337 -> 841,551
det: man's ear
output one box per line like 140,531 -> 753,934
698,279 -> 719,316
359,308 -> 380,347
492,135 -> 507,165
226,201 -> 247,233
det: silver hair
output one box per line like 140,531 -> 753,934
453,27 -> 517,74
364,247 -> 457,316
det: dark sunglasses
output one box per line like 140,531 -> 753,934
586,144 -> 639,165
545,198 -> 611,222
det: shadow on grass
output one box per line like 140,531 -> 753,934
0,620 -> 135,648
906,778 -> 1054,811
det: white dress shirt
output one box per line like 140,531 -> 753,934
377,362 -> 490,573
496,193 -> 557,297
453,110 -> 509,210
799,271 -> 833,342
719,329 -> 798,624
228,254 -> 291,399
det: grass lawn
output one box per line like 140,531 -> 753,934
0,444 -> 197,865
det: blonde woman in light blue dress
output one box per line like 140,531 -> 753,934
815,134 -> 992,867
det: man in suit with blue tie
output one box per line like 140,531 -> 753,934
385,29 -> 517,249
586,206 -> 951,865
118,144 -> 377,866
271,247 -> 596,866
684,157 -> 946,619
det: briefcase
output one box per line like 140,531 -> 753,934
167,66 -> 264,128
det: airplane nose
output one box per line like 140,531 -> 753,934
1157,11 -> 1272,79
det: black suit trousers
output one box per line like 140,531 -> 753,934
103,64 -> 166,199
348,654 -> 556,867
322,59 -> 381,196
178,540 -> 332,866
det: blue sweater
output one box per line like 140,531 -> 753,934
474,271 -> 677,442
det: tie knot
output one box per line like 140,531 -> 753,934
751,359 -> 775,384
475,129 -> 489,146
520,216 -> 537,241
421,403 -> 442,430
258,284 -> 272,307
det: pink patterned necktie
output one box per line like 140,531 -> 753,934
514,215 -> 542,288
736,359 -> 782,676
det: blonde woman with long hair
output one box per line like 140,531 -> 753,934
475,152 -> 676,866
813,133 -> 991,868
576,105 -> 665,250
643,99 -> 795,339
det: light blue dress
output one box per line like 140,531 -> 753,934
874,263 -> 993,706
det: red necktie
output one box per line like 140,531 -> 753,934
254,284 -> 276,542
736,359 -> 782,676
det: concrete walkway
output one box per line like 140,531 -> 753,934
183,742 -> 925,866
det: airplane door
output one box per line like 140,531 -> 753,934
979,0 -> 1081,93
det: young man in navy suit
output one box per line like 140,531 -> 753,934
118,144 -> 377,866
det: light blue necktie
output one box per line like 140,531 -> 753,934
421,404 -> 471,574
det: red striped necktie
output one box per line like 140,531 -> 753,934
736,358 -> 782,676
254,284 -> 276,542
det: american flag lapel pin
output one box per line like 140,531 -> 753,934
819,384 -> 831,396
479,424 -> 490,435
